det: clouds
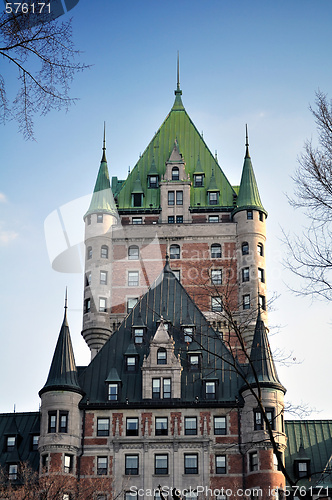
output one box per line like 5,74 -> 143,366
0,193 -> 7,203
0,193 -> 18,245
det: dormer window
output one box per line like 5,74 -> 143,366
132,193 -> 143,207
8,464 -> 18,480
183,326 -> 194,343
194,174 -> 204,187
133,327 -> 144,344
148,175 -> 158,188
208,192 -> 219,205
157,348 -> 167,365
172,167 -> 179,180
188,354 -> 200,370
126,356 -> 138,372
31,435 -> 39,451
108,383 -> 119,401
6,436 -> 15,452
205,380 -> 216,399
295,461 -> 310,478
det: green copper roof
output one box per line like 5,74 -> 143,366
39,307 -> 83,396
84,140 -> 118,219
207,168 -> 219,192
116,88 -> 237,210
233,137 -> 267,216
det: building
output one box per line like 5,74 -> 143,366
0,74 -> 331,499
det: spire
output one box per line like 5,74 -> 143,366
84,126 -> 118,219
233,126 -> 267,216
39,295 -> 83,396
172,52 -> 184,111
207,168 -> 219,192
244,309 -> 286,393
177,50 -> 180,92
163,253 -> 173,276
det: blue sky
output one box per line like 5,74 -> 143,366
1,0 -> 331,416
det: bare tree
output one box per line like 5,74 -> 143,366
0,6 -> 89,139
284,91 -> 332,300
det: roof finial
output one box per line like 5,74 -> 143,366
101,122 -> 107,162
177,51 -> 180,91
245,124 -> 250,158
64,287 -> 68,312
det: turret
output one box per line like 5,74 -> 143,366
38,295 -> 83,476
82,126 -> 118,359
233,126 -> 268,348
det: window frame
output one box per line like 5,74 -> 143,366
211,269 -> 222,285
209,215 -> 219,223
84,298 -> 91,313
257,243 -> 264,256
242,242 -> 249,255
183,326 -> 194,343
194,174 -> 204,187
97,418 -> 110,437
184,417 -> 197,436
176,215 -> 183,224
125,455 -> 139,476
64,454 -> 73,474
168,191 -> 175,206
101,245 -> 108,259
208,191 -> 218,205
59,411 -> 68,433
132,217 -> 142,225
214,416 -> 226,435
176,190 -> 183,205
97,456 -> 108,475
148,175 -> 158,189
188,353 -> 200,371
128,270 -> 139,287
126,417 -> 139,436
99,297 -> 107,313
172,167 -> 179,181
211,243 -> 222,258
100,271 -> 107,285
170,244 -> 180,260
155,454 -> 168,475
108,383 -> 118,401
8,463 -> 18,480
215,455 -> 226,474
249,451 -> 258,472
211,296 -> 223,312
157,348 -> 167,365
127,297 -> 138,313
97,214 -> 103,223
168,216 -> 175,224
128,245 -> 139,260
132,193 -> 143,208
6,436 -> 16,452
247,210 -> 253,220
48,412 -> 57,433
126,356 -> 138,373
258,268 -> 265,283
184,453 -> 198,474
254,410 -> 263,431
163,378 -> 171,399
243,294 -> 250,310
242,267 -> 250,282
155,417 -> 168,436
87,246 -> 92,260
205,380 -> 216,400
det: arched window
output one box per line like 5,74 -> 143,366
87,246 -> 92,260
170,244 -> 180,260
172,167 -> 179,180
128,245 -> 139,260
211,243 -> 221,259
101,245 -> 108,259
257,243 -> 264,257
157,348 -> 167,365
242,242 -> 249,255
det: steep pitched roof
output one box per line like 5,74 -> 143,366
39,308 -> 83,396
243,309 -> 285,393
115,86 -> 237,211
78,263 -> 242,407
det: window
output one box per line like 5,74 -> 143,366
168,216 -> 175,224
157,348 -> 167,365
126,356 -> 137,372
126,492 -> 138,500
152,379 -> 161,399
209,215 -> 219,223
101,245 -> 108,258
87,246 -> 92,259
132,217 -> 142,225
176,215 -> 183,223
205,381 -> 216,399
172,167 -> 179,180
163,378 -> 171,399
214,416 -> 226,435
8,464 -> 18,480
258,268 -> 265,283
132,193 -> 143,207
189,354 -> 199,370
85,272 -> 91,286
242,267 -> 250,282
125,455 -> 139,475
254,410 -> 263,430
266,408 -> 275,429
97,457 -> 108,475
100,271 -> 107,285
259,211 -> 264,222
155,454 -> 168,475
155,418 -> 168,436
216,455 -> 226,474
128,245 -> 139,260
133,328 -> 144,344
97,214 -> 103,223
149,175 -> 158,188
48,412 -> 57,433
184,454 -> 198,474
108,383 -> 118,401
84,298 -> 91,313
59,412 -> 68,433
176,191 -> 183,205
209,192 -> 218,205
97,418 -> 110,436
168,191 -> 175,206
242,242 -> 249,255
183,326 -> 194,343
6,436 -> 15,451
173,270 -> 180,281
32,435 -> 39,451
185,417 -> 197,435
243,294 -> 250,310
42,454 -> 49,472
296,461 -> 309,478
211,243 -> 221,258
128,271 -> 139,287
247,210 -> 253,220
249,452 -> 258,471
99,297 -> 107,312
127,297 -> 138,313
259,295 -> 266,310
211,297 -> 223,312
194,174 -> 204,187
257,243 -> 264,256
64,454 -> 73,473
126,418 -> 139,436
211,269 -> 222,285
170,244 -> 180,259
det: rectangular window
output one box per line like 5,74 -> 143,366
126,356 -> 137,372
6,436 -> 15,451
247,210 -> 253,220
211,269 -> 222,285
152,379 -> 161,399
59,412 -> 68,433
168,191 -> 175,206
211,297 -> 223,312
97,214 -> 103,223
126,493 -> 138,500
183,326 -> 194,342
168,216 -> 175,224
189,354 -> 199,370
97,418 -> 110,436
184,454 -> 198,474
100,271 -> 107,285
99,297 -> 107,312
134,328 -> 144,344
209,192 -> 218,205
243,294 -> 250,310
97,456 -> 108,475
32,435 -> 39,451
297,461 -> 308,478
259,211 -> 264,221
64,454 -> 72,473
42,454 -> 49,472
155,454 -> 168,475
176,191 -> 183,205
85,272 -> 91,286
194,175 -> 204,187
126,418 -> 139,436
258,268 -> 265,283
163,378 -> 171,399
259,295 -> 266,310
149,176 -> 158,188
254,410 -> 263,430
242,267 -> 250,282
127,297 -> 138,313
216,455 -> 226,474
155,417 -> 168,436
125,455 -> 139,475
8,464 -> 18,480
205,381 -> 216,399
214,416 -> 226,435
176,215 -> 183,223
132,217 -> 142,225
266,408 -> 275,429
84,298 -> 91,313
48,412 -> 57,433
108,383 -> 118,401
101,245 -> 108,258
249,452 -> 258,471
132,193 -> 143,207
185,417 -> 197,435
128,271 -> 139,287
209,215 -> 219,223
128,246 -> 139,259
